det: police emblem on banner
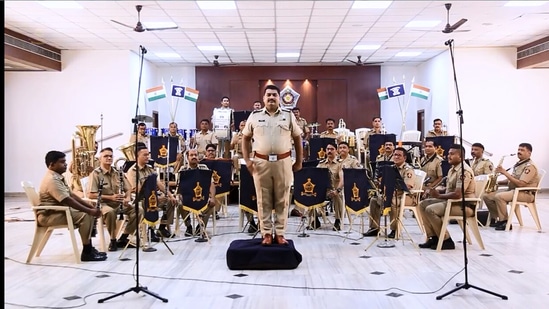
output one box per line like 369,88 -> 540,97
279,85 -> 300,109
239,164 -> 257,214
149,136 -> 179,167
368,134 -> 396,163
309,138 -> 336,161
293,167 -> 330,209
178,169 -> 213,214
343,168 -> 372,214
139,174 -> 159,225
201,159 -> 232,197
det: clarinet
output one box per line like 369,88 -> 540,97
117,167 -> 125,220
92,178 -> 104,237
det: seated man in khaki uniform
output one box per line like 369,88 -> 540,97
38,150 -> 106,262
469,142 -> 494,176
420,140 -> 443,189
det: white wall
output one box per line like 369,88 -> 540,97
381,47 -> 549,188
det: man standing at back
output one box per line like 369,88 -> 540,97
242,85 -> 303,246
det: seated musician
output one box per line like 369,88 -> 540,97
38,150 -> 106,262
482,143 -> 539,230
202,143 -> 227,221
418,144 -> 475,250
376,141 -> 395,162
308,141 -> 344,231
177,149 -> 219,238
230,120 -> 250,178
191,119 -> 218,160
425,118 -> 447,137
129,122 -> 150,147
319,118 -> 338,140
338,141 -> 362,168
126,144 -> 177,241
69,141 -> 99,198
469,142 -> 494,176
420,140 -> 443,189
363,116 -> 383,150
167,121 -> 186,154
364,147 -> 416,238
253,100 -> 263,111
88,147 -> 142,251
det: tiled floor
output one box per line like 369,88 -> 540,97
4,193 -> 549,309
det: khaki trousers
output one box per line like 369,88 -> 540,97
252,157 -> 293,237
369,194 -> 413,231
37,209 -> 93,245
418,198 -> 473,240
483,190 -> 534,221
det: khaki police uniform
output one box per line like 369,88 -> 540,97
425,130 -> 447,137
376,153 -> 394,162
483,159 -> 538,221
316,158 -> 344,221
89,166 -> 141,238
230,131 -> 251,174
368,163 -> 416,231
470,157 -> 494,176
130,134 -> 150,148
419,163 -> 476,240
320,130 -> 338,139
420,154 -> 443,187
126,163 -> 176,227
194,130 -> 218,157
242,107 -> 302,237
339,155 -> 362,169
38,170 -> 94,244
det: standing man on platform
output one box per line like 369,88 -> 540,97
242,84 -> 303,246
469,142 -> 494,176
426,118 -> 447,137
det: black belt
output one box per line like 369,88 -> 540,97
255,151 -> 291,161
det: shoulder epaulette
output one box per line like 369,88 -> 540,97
319,159 -> 327,164
93,167 -> 102,173
252,109 -> 262,114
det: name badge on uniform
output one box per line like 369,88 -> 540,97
269,154 -> 277,162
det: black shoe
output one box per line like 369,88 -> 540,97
108,240 -> 118,252
184,225 -> 193,237
489,219 -> 499,227
215,212 -> 220,220
432,237 -> 455,250
92,247 -> 107,257
419,236 -> 439,249
81,251 -> 107,262
116,238 -> 136,248
149,229 -> 160,242
495,221 -> 510,231
363,228 -> 379,237
332,219 -> 341,231
157,227 -> 172,238
387,230 -> 396,239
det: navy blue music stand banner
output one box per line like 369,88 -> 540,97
368,134 -> 396,163
343,168 -> 372,214
140,174 -> 159,225
239,164 -> 257,214
292,167 -> 330,209
150,136 -> 179,167
201,159 -> 232,197
178,169 -> 212,214
309,138 -> 336,160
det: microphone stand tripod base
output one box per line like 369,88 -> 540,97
195,237 -> 208,243
143,247 -> 157,252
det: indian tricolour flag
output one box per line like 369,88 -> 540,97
145,85 -> 167,102
184,87 -> 199,102
410,84 -> 430,100
377,87 -> 388,101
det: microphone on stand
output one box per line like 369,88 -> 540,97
445,39 -> 454,46
140,45 -> 147,54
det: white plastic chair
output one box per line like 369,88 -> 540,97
505,169 -> 546,231
23,181 -> 81,264
354,128 -> 371,164
401,130 -> 422,142
396,169 -> 426,239
435,175 -> 489,251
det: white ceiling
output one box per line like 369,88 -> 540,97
4,1 -> 549,67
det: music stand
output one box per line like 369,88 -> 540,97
342,168 -> 374,239
238,163 -> 259,237
178,168 -> 213,243
292,167 -> 331,235
99,45 -> 167,304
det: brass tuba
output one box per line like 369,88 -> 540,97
72,125 -> 100,178
117,142 -> 137,162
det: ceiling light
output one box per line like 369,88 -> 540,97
504,1 -> 547,7
197,1 -> 236,10
405,21 -> 441,28
197,46 -> 224,51
352,1 -> 392,9
277,53 -> 300,58
154,53 -> 181,59
143,22 -> 178,29
395,51 -> 422,57
354,44 -> 381,50
38,1 -> 83,9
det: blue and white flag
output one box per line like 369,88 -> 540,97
171,84 -> 185,98
387,84 -> 405,98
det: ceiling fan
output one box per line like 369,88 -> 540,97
346,56 -> 382,66
111,5 -> 178,33
441,3 -> 469,33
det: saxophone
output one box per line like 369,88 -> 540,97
485,154 -> 516,193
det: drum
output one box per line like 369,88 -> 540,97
212,108 -> 232,140
161,128 -> 169,136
